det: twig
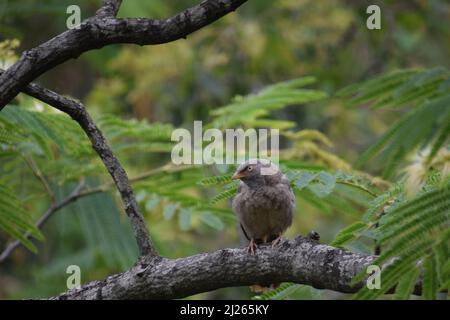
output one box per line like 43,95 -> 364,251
0,180 -> 85,263
21,154 -> 55,202
76,163 -> 191,199
336,180 -> 378,198
0,163 -> 191,263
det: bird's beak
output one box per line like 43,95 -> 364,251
231,171 -> 246,180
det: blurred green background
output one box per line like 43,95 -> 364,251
0,0 -> 449,299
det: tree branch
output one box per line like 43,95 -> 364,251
0,163 -> 190,263
21,154 -> 56,202
0,0 -> 248,109
76,163 -> 191,200
0,70 -> 156,257
50,236 -> 379,300
69,108 -> 156,257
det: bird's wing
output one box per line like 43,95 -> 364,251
280,176 -> 296,207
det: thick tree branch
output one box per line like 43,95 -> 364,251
51,236 -> 379,300
0,70 -> 156,257
67,107 -> 155,257
0,0 -> 248,109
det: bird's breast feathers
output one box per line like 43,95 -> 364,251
232,183 -> 294,240
232,183 -> 295,214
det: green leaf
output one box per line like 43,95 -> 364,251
294,171 -> 317,190
331,221 -> 368,247
200,212 -> 224,230
423,255 -> 439,300
0,183 -> 44,252
210,186 -> 238,204
210,77 -> 327,128
163,203 -> 178,220
145,195 -> 160,211
394,267 -> 420,300
178,208 -> 191,231
308,172 -> 336,198
198,174 -> 232,186
252,283 -> 302,300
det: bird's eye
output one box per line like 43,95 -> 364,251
247,166 -> 253,171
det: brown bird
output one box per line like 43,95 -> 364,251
231,159 -> 295,254
231,159 -> 295,292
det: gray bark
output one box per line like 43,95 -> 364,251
51,236 -> 378,300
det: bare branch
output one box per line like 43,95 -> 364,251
71,109 -> 156,257
51,236 -> 380,300
0,180 -> 85,263
0,0 -> 248,109
21,154 -> 55,202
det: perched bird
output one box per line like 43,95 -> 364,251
231,159 -> 295,254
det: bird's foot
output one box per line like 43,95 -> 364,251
247,239 -> 257,255
271,235 -> 284,249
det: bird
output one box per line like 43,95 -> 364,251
231,159 -> 295,292
231,159 -> 295,255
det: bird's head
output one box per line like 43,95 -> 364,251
231,159 -> 280,186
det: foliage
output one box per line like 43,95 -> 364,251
209,77 -> 327,129
349,183 -> 450,300
338,67 -> 450,179
0,183 -> 43,252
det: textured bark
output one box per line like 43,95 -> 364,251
51,237 -> 377,300
96,0 -> 123,17
0,0 -> 248,109
68,108 -> 156,256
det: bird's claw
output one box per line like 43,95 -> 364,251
271,235 -> 284,249
247,239 -> 257,255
